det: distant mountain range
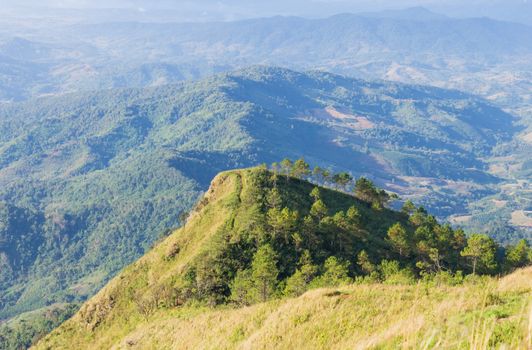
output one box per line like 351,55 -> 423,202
0,11 -> 530,104
3,2 -> 532,25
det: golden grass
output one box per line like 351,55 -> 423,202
36,268 -> 532,350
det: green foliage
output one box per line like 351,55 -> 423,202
354,177 -> 391,208
309,187 -> 321,201
284,251 -> 318,297
266,188 -> 283,209
280,158 -> 293,178
422,270 -> 465,286
401,200 -> 416,216
230,269 -> 254,306
309,200 -> 328,221
267,207 -> 299,244
0,304 -> 79,350
291,158 -> 311,179
332,172 -> 352,190
378,260 -> 415,285
312,257 -> 351,288
505,239 -> 531,271
356,250 -> 376,275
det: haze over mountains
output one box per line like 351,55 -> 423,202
0,9 -> 531,105
3,1 -> 532,25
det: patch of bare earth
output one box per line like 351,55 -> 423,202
299,107 -> 374,130
450,215 -> 472,225
520,131 -> 532,144
492,199 -> 507,208
511,210 -> 532,228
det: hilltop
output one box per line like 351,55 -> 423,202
34,167 -> 531,349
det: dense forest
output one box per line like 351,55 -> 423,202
170,161 -> 531,307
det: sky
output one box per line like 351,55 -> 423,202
2,0 -> 531,24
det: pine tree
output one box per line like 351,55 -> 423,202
387,223 -> 410,257
266,188 -> 282,209
410,207 -> 428,227
267,207 -> 298,243
346,206 -> 364,239
310,199 -> 328,221
310,187 -> 321,201
283,270 -> 307,297
312,166 -> 324,183
313,256 -> 351,287
321,168 -> 332,185
284,251 -> 317,296
280,158 -> 293,179
505,239 -> 530,270
271,162 -> 280,187
401,200 -> 416,216
230,269 -> 253,306
460,234 -> 497,275
346,206 -> 361,226
354,177 -> 381,203
291,158 -> 311,179
251,244 -> 279,302
332,172 -> 353,190
357,250 -> 375,274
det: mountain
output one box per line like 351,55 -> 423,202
33,167 -> 532,349
0,66 -> 521,327
357,7 -> 449,21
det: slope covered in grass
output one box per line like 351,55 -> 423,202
34,167 -> 531,349
32,167 -> 403,347
40,268 -> 532,349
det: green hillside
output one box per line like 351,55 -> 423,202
33,167 -> 532,349
0,67 -> 522,334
